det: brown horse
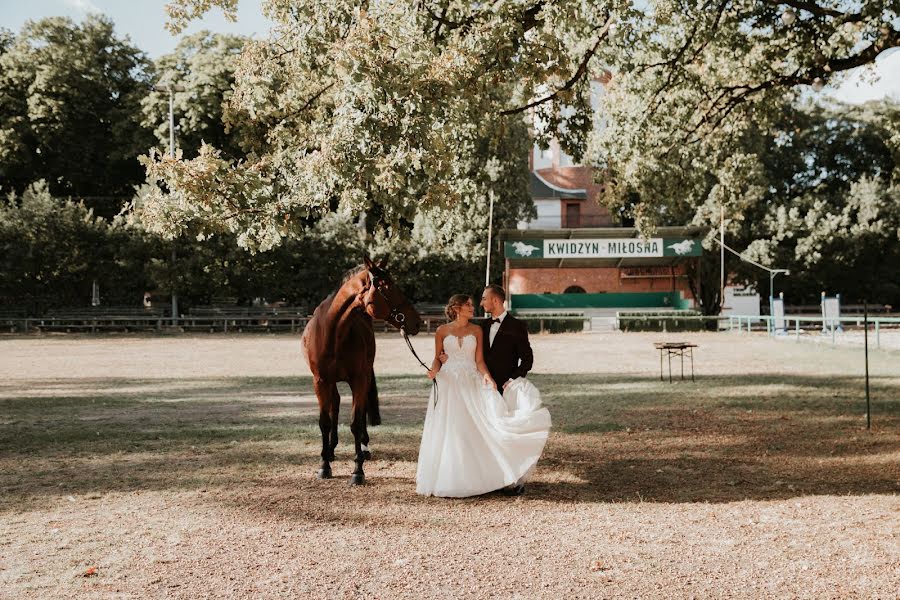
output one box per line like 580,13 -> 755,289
301,256 -> 422,485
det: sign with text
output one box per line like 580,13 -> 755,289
505,238 -> 702,259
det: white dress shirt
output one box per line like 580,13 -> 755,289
489,310 -> 507,347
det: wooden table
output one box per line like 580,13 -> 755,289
654,342 -> 698,382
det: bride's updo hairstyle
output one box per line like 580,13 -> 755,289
445,294 -> 471,320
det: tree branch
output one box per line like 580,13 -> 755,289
765,0 -> 865,23
500,16 -> 613,116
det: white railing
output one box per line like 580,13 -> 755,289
726,314 -> 900,348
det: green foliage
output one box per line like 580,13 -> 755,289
721,102 -> 900,305
592,0 -> 900,229
520,315 -> 584,334
143,0 -> 627,249
127,186 -> 366,307
0,181 -> 367,313
617,311 -> 706,332
0,16 -> 154,204
141,31 -> 250,160
0,182 -> 122,311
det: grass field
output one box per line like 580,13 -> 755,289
0,332 -> 898,598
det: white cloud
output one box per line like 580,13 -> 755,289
63,0 -> 102,13
829,48 -> 900,105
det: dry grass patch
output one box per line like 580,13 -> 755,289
0,333 -> 897,598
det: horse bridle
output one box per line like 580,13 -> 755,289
366,271 -> 438,405
367,272 -> 408,329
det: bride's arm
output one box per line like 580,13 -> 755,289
428,328 -> 445,379
474,328 -> 496,389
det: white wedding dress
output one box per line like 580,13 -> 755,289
416,333 -> 552,497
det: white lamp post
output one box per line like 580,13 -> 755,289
153,83 -> 185,158
154,82 -> 186,325
769,268 -> 790,313
485,190 -> 495,287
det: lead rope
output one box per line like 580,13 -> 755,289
401,327 -> 438,408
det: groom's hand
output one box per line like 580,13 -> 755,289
438,352 -> 449,364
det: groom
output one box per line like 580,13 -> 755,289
481,284 -> 534,496
479,284 -> 533,393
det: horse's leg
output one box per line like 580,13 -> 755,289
348,375 -> 370,486
361,428 -> 371,460
328,393 -> 340,459
362,369 -> 377,459
315,379 -> 338,479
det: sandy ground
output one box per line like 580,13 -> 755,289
777,328 -> 900,351
3,329 -> 897,379
0,332 -> 898,599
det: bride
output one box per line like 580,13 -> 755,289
416,294 -> 551,498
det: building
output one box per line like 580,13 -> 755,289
501,86 -> 705,315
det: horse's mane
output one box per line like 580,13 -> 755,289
340,264 -> 366,286
323,264 -> 367,298
328,262 -> 386,297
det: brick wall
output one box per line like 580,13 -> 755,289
508,264 -> 696,300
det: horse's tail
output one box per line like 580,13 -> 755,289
367,369 -> 381,426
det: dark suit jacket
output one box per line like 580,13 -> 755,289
481,314 -> 533,389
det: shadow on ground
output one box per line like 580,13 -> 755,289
2,373 -> 897,512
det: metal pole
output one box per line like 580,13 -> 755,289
720,205 -> 725,312
485,191 -> 495,287
168,89 -> 175,158
769,270 -> 774,319
864,301 -> 871,430
167,86 -> 179,326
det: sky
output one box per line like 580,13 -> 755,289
0,0 -> 898,104
0,0 -> 273,56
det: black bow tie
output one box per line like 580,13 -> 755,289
490,318 -> 501,325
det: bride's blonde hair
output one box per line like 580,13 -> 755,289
445,294 -> 471,320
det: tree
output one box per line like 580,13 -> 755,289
0,182 -> 114,311
127,184 -> 367,308
146,1 -> 898,248
590,0 -> 900,227
141,31 -> 250,160
0,16 -> 154,211
675,99 -> 900,311
140,0 -> 624,250
731,101 -> 900,306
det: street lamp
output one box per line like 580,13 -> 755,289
153,83 -> 186,159
154,82 -> 186,325
485,190 -> 495,287
769,268 -> 790,313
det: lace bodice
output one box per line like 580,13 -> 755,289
443,333 -> 477,369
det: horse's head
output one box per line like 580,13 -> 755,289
362,255 -> 423,335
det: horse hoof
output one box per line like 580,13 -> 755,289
349,474 -> 365,486
363,450 -> 372,460
317,468 -> 333,479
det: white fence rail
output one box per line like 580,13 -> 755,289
726,314 -> 900,349
3,312 -> 899,349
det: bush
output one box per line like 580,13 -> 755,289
617,311 -> 709,332
519,314 -> 585,334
